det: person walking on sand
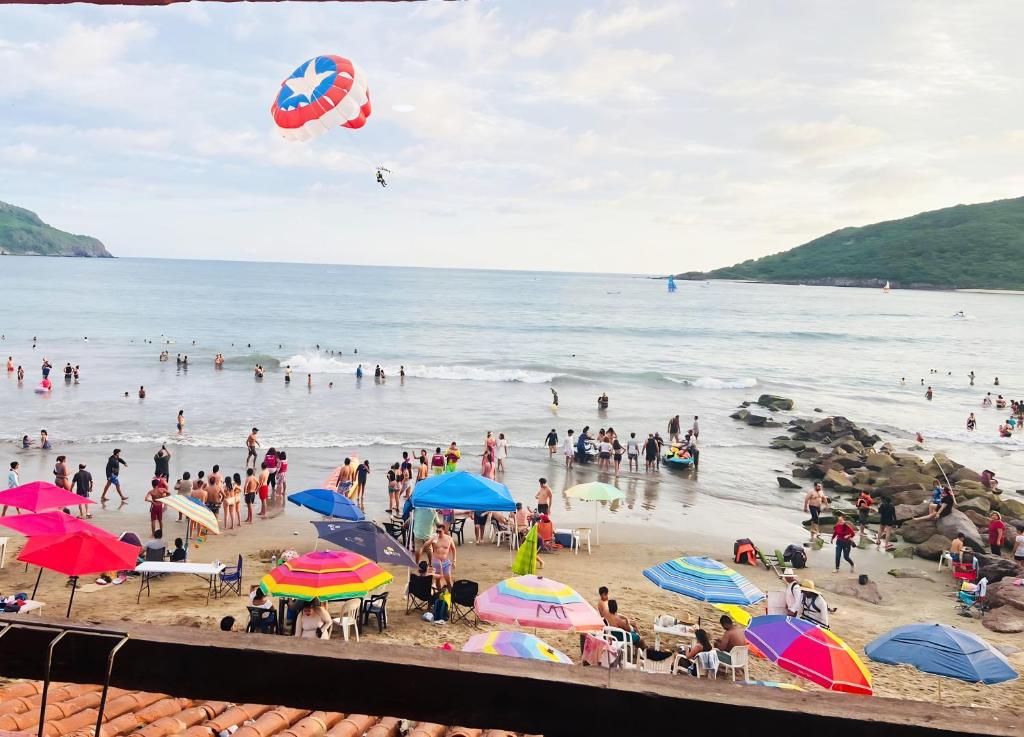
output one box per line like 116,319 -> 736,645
71,463 -> 93,519
337,458 -> 356,497
176,410 -> 185,434
803,483 -> 828,541
855,489 -> 874,538
101,449 -> 128,502
246,428 -> 260,468
877,496 -> 896,550
831,514 -> 856,574
495,432 -> 509,472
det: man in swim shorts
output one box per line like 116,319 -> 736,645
337,457 -> 356,496
246,428 -> 260,468
535,478 -> 553,515
419,523 -> 456,589
101,449 -> 128,502
803,483 -> 827,540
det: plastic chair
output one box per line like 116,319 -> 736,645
450,579 -> 479,626
938,551 -> 952,571
246,606 -> 277,634
694,649 -> 719,679
406,573 -> 434,614
219,555 -> 243,596
449,518 -> 466,546
493,518 -> 517,550
952,560 -> 978,584
334,598 -> 361,641
719,645 -> 749,682
638,649 -> 681,675
362,592 -> 389,633
602,626 -> 637,669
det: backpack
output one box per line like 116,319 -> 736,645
733,538 -> 758,566
432,591 -> 451,622
784,544 -> 807,569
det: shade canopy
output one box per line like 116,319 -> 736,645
161,495 -> 220,534
259,550 -> 393,602
0,511 -> 114,539
289,488 -> 365,520
18,530 -> 140,577
463,631 -> 573,664
643,556 -> 765,605
0,481 -> 95,513
475,575 -> 603,632
746,615 -> 873,695
564,482 -> 624,502
311,520 -> 416,567
865,623 -> 1017,685
411,471 -> 515,512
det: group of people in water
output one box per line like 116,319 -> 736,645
974,393 -> 1023,438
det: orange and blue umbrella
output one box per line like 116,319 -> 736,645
643,556 -> 765,605
259,550 -> 393,602
463,631 -> 573,664
475,575 -> 604,631
746,615 -> 873,695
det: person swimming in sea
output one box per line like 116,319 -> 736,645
550,387 -> 559,407
966,413 -> 976,431
284,365 -> 291,384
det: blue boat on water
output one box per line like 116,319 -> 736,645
667,275 -> 677,292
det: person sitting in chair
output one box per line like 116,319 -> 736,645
169,537 -> 187,562
714,615 -> 748,666
294,598 -> 332,639
606,599 -> 645,650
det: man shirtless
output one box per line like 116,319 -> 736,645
419,523 -> 456,589
535,478 -> 553,515
243,468 -> 259,524
803,483 -> 828,541
246,428 -> 260,468
337,458 -> 356,497
257,461 -> 271,518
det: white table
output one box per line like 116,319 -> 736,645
135,561 -> 226,605
653,622 -> 696,651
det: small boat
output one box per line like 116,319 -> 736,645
882,281 -> 891,293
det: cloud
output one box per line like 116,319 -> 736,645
763,118 -> 886,159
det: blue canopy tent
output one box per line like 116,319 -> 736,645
866,623 -> 1017,685
410,471 -> 516,512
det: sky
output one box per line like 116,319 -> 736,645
1,0 -> 1023,273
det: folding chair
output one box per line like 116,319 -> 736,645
383,521 -> 408,548
246,606 -> 277,634
143,545 -> 167,562
219,555 -> 243,596
449,579 -> 478,626
406,573 -> 434,615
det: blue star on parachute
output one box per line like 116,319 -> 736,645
278,58 -> 336,110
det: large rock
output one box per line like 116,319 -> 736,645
745,413 -> 768,427
796,447 -> 820,459
915,534 -> 952,561
816,578 -> 884,605
777,476 -> 801,489
894,502 -> 928,522
954,481 -> 993,500
987,580 -> 1024,610
891,452 -> 924,468
921,452 -> 964,478
958,496 -> 991,516
865,452 -> 896,471
887,568 -> 935,581
879,467 -> 939,489
982,606 -> 1024,634
998,498 -> 1024,518
792,467 -> 816,479
935,509 -> 985,551
805,417 -> 834,436
951,467 -> 982,483
898,518 -> 938,544
889,544 -> 917,559
889,488 -> 932,506
757,394 -> 794,411
730,409 -> 749,421
977,554 -> 1022,584
822,468 -> 853,489
962,509 -> 991,528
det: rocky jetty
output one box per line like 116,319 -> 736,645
735,400 -> 1024,633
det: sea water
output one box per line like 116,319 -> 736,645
1,256 -> 1021,524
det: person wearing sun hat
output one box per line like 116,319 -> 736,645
782,568 -> 802,617
798,579 -> 830,628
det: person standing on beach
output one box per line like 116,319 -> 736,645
686,432 -> 699,470
417,452 -> 429,483
643,434 -> 658,472
153,445 -> 171,480
431,448 -> 445,476
877,497 -> 896,550
419,523 -> 457,589
176,410 -> 185,434
545,429 -> 558,457
243,468 -> 257,524
667,415 -> 681,443
257,462 -> 270,518
355,460 -> 370,508
145,479 -> 168,536
246,428 -> 260,468
401,452 -> 414,498
563,429 -> 575,469
53,455 -> 70,490
803,483 -> 828,541
987,512 -> 1006,556
626,432 -> 640,471
495,433 -> 509,472
101,449 -> 128,502
337,458 -> 356,497
855,489 -> 874,538
535,478 -> 553,515
445,442 -> 461,473
831,514 -> 856,573
692,416 -> 700,438
71,463 -> 92,519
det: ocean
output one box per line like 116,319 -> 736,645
1,256 -> 1022,530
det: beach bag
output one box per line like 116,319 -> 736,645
432,592 -> 450,622
784,544 -> 807,569
734,539 -> 757,566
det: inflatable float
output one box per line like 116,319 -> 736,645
663,445 -> 694,468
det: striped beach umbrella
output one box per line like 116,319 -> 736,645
259,550 -> 393,602
642,556 -> 765,605
475,575 -> 604,632
564,481 -> 625,544
161,495 -> 220,535
463,631 -> 573,664
746,615 -> 873,695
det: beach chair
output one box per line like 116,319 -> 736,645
938,550 -> 953,571
952,559 -> 978,585
638,649 -> 681,675
602,626 -> 637,669
406,573 -> 434,615
694,649 -> 719,679
144,545 -> 166,562
333,598 -> 361,642
491,518 -> 517,550
219,555 -> 243,597
449,579 -> 479,626
383,520 -> 408,548
956,578 -> 989,617
362,592 -> 389,633
449,518 -> 466,546
719,646 -> 750,682
246,606 -> 277,634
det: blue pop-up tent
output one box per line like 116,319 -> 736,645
411,471 -> 515,512
865,623 -> 1017,685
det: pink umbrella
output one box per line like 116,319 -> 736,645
475,575 -> 604,632
0,511 -> 114,538
0,481 -> 94,513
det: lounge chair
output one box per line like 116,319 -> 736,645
406,573 -> 434,615
449,579 -> 479,626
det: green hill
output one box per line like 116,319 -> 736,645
681,197 -> 1024,290
0,201 -> 112,258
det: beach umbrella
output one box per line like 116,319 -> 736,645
311,520 -> 416,567
475,575 -> 604,632
463,631 -> 573,664
288,488 -> 365,520
18,530 -> 140,617
410,472 -> 515,512
643,556 -> 765,608
259,549 -> 393,602
713,603 -> 752,627
0,481 -> 95,513
161,495 -> 221,534
742,680 -> 805,691
512,525 -> 539,576
745,615 -> 873,695
865,623 -> 1017,685
564,481 -> 624,544
0,511 -> 114,539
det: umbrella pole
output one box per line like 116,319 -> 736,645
31,569 -> 43,599
66,577 -> 78,618
594,502 -> 599,545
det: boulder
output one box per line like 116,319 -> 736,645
982,606 -> 1024,634
796,448 -> 820,459
935,509 -> 985,551
792,467 -> 815,479
887,568 -> 935,581
806,418 -> 834,436
998,497 -> 1024,518
921,452 -> 964,478
976,554 -> 1022,584
891,452 -> 924,468
914,534 -> 952,561
954,481 -> 993,500
865,452 -> 896,471
822,468 -> 853,489
830,454 -> 865,471
889,544 -> 916,559
730,409 -> 749,421
898,518 -> 938,544
962,509 -> 990,528
816,578 -> 884,605
879,467 -> 939,489
987,579 -> 1024,610
777,476 -> 801,489
894,502 -> 928,522
958,496 -> 991,516
951,467 -> 982,483
852,470 -> 875,486
757,394 -> 794,411
889,488 -> 932,506
745,413 -> 767,427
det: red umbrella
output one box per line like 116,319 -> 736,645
18,531 -> 140,616
0,481 -> 95,513
0,511 -> 114,538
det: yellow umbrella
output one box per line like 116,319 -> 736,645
161,494 -> 220,534
713,603 -> 752,627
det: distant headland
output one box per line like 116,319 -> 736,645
0,200 -> 112,258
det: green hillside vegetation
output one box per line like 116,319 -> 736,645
0,200 -> 111,257
682,197 -> 1024,290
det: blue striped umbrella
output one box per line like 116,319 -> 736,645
643,556 -> 765,605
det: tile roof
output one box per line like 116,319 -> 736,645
0,682 -> 536,737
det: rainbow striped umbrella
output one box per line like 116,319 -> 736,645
259,550 -> 393,602
642,556 -> 765,605
745,615 -> 873,695
463,631 -> 573,664
475,575 -> 604,632
161,494 -> 220,535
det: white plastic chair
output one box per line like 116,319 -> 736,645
602,626 -> 637,669
574,528 -> 592,555
719,645 -> 749,682
494,518 -> 518,550
938,551 -> 952,571
333,599 -> 361,642
694,649 -> 719,679
638,650 -> 681,675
